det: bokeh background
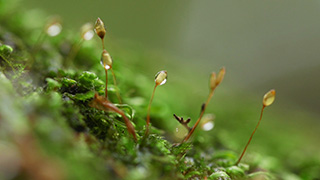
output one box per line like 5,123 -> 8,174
24,0 -> 319,159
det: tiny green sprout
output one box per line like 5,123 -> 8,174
181,67 -> 225,143
0,44 -> 16,73
145,70 -> 167,136
0,44 -> 13,56
94,17 -> 106,49
235,89 -> 276,165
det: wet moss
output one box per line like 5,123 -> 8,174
1,1 -> 320,180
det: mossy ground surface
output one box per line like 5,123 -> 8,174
1,1 -> 320,180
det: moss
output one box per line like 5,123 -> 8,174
1,1 -> 320,180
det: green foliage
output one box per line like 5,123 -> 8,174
1,1 -> 320,180
209,171 -> 231,180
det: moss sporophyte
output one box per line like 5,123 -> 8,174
91,17 -> 276,164
0,8 -> 282,178
236,89 -> 276,165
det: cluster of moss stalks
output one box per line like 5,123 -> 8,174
0,1 -> 286,180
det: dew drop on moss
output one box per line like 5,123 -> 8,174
100,50 -> 112,70
46,22 -> 62,36
155,70 -> 167,86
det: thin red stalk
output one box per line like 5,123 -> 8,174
235,105 -> 266,165
182,89 -> 215,143
101,38 -> 105,50
145,85 -> 158,135
91,94 -> 137,141
105,69 -> 108,98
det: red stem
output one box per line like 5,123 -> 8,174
182,89 -> 215,143
99,98 -> 137,141
145,85 -> 157,136
105,69 -> 108,98
235,105 -> 266,165
101,38 -> 105,50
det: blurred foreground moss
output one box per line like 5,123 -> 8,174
1,0 -> 320,179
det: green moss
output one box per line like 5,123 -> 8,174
1,1 -> 320,180
209,171 -> 231,180
225,166 -> 245,179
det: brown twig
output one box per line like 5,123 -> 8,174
173,114 -> 191,131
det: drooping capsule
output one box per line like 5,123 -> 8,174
80,23 -> 94,41
263,89 -> 276,107
94,17 -> 106,40
45,19 -> 62,37
155,70 -> 167,86
100,50 -> 113,70
215,67 -> 225,86
209,72 -> 217,90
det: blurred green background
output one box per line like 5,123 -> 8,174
24,0 -> 319,160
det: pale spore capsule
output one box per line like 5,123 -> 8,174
100,50 -> 112,70
94,17 -> 106,40
155,70 -> 167,86
263,89 -> 276,107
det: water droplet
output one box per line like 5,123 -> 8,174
100,50 -> 112,70
80,23 -> 94,40
202,121 -> 214,131
83,31 -> 94,40
201,114 -> 215,131
100,62 -> 111,70
263,89 -> 276,106
155,70 -> 167,86
46,23 -> 62,37
174,125 -> 188,139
